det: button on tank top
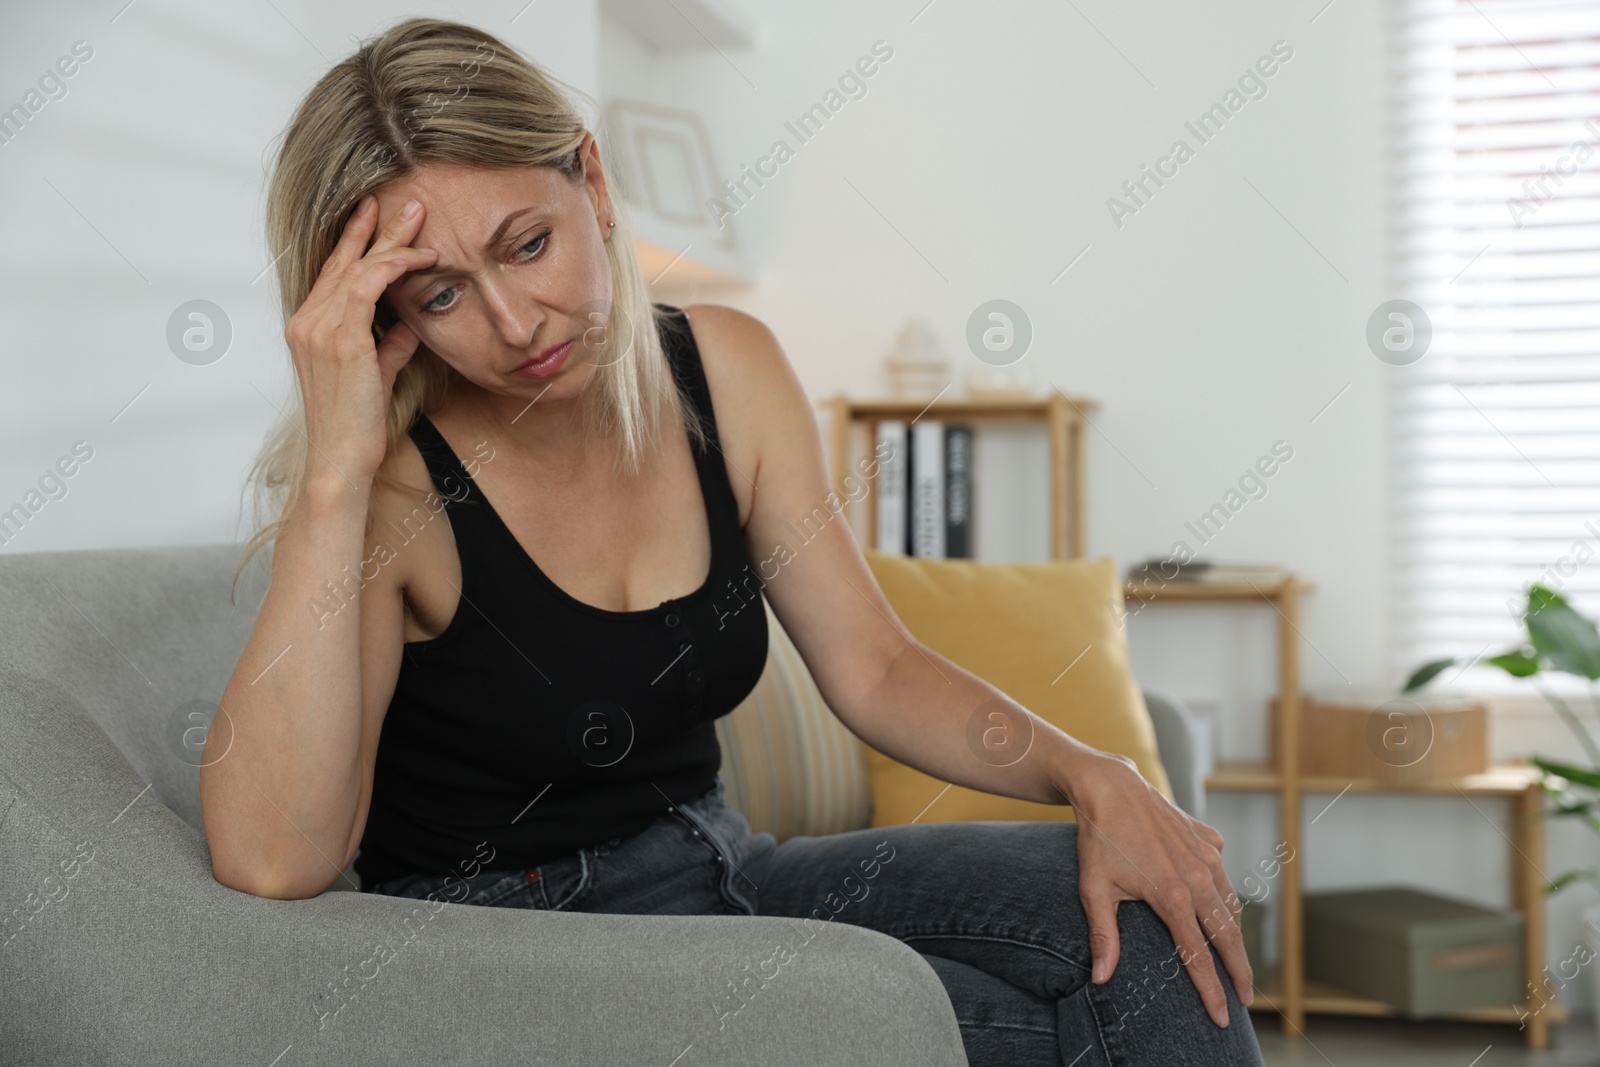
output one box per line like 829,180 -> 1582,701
354,304 -> 770,889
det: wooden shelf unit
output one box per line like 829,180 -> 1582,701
1209,758 -> 1558,1046
1127,578 -> 1557,1049
825,392 -> 1097,559
1246,964 -> 1567,1030
1123,577 -> 1313,1043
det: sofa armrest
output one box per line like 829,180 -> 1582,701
1142,688 -> 1207,819
0,669 -> 965,1066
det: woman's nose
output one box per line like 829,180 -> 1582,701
480,278 -> 542,348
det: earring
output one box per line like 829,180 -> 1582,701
608,220 -> 615,229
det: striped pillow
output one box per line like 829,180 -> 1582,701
715,597 -> 873,840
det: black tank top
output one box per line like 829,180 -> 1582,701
355,304 -> 769,888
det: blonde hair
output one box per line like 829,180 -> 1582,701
234,16 -> 706,598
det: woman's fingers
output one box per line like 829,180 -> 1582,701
307,195 -> 381,309
1186,840 -> 1254,1009
374,317 -> 422,383
1202,892 -> 1256,1009
305,196 -> 432,324
1149,888 -> 1231,1028
365,197 -> 429,261
1081,880 -> 1123,985
338,252 -> 434,341
1189,817 -> 1225,853
1192,843 -> 1253,1004
1085,857 -> 1248,1027
1193,837 -> 1241,921
326,194 -> 378,271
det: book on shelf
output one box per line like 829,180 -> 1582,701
874,421 -> 906,553
1126,558 -> 1292,586
944,425 -> 972,558
873,420 -> 974,558
908,421 -> 945,557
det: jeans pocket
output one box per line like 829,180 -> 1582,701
530,851 -> 592,912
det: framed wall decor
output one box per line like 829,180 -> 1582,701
603,98 -> 736,251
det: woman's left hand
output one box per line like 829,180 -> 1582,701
1063,749 -> 1254,1028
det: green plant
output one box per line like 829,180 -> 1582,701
1404,583 -> 1600,893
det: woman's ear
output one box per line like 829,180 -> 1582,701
578,132 -> 610,220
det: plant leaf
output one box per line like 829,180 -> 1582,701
1546,797 -> 1600,819
1526,584 -> 1600,680
1402,658 -> 1456,692
1488,650 -> 1540,677
1546,869 -> 1600,894
1534,756 -> 1600,790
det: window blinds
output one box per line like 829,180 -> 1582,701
1390,0 -> 1600,688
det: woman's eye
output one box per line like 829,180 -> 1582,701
516,231 -> 549,259
418,231 -> 549,318
421,287 -> 458,316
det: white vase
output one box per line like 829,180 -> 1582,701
883,319 -> 949,400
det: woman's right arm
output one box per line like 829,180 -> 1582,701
200,471 -> 401,899
200,194 -> 436,899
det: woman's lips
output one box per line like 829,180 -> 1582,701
512,340 -> 573,380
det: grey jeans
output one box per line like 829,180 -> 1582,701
365,777 -> 1265,1066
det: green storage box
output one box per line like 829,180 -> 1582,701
1304,885 -> 1524,1018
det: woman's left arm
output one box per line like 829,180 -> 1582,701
687,304 -> 1254,1028
687,303 -> 1105,805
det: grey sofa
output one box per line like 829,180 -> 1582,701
0,543 -> 1206,1065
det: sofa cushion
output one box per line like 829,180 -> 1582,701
860,551 -> 1173,827
715,598 -> 873,840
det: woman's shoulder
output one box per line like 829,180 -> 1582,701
677,304 -> 815,522
678,303 -> 794,401
678,302 -> 771,342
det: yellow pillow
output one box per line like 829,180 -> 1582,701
861,550 -> 1173,827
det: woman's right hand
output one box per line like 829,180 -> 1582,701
285,194 -> 437,486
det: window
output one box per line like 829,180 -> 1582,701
1390,0 -> 1600,690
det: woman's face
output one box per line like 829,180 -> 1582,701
375,134 -> 615,407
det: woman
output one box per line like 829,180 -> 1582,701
201,17 -> 1264,1066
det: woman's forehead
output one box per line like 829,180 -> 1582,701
375,162 -> 564,207
373,166 -> 570,246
